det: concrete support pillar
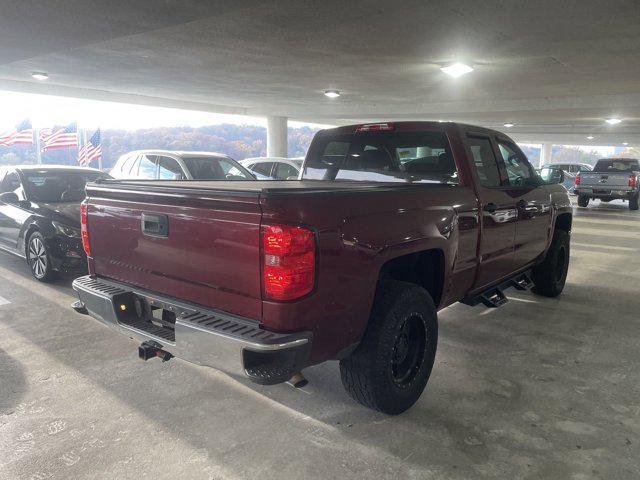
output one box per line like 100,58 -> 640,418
539,142 -> 552,167
267,116 -> 288,158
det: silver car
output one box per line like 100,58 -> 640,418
110,150 -> 255,181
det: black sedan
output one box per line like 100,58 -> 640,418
0,165 -> 109,281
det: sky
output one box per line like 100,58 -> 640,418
0,90 -> 332,131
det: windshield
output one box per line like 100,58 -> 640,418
22,170 -> 109,203
182,156 -> 253,180
303,131 -> 458,183
593,159 -> 639,173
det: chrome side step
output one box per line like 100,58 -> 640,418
461,271 -> 533,308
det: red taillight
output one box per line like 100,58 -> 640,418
355,122 -> 394,133
630,174 -> 636,187
261,224 -> 315,301
574,173 -> 580,186
80,201 -> 90,256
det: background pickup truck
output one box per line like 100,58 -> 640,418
574,158 -> 640,210
72,122 -> 572,414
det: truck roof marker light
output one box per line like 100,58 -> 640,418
355,123 -> 394,133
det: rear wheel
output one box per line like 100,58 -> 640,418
577,195 -> 589,207
629,194 -> 639,211
339,281 -> 438,414
27,232 -> 56,282
532,230 -> 570,297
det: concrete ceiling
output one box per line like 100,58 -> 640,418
2,0 -> 640,145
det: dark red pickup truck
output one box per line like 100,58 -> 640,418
72,122 -> 572,414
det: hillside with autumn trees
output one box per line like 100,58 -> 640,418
0,124 -> 320,168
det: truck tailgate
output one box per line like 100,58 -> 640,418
580,172 -> 630,187
85,182 -> 263,320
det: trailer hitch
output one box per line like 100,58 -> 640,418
138,340 -> 173,362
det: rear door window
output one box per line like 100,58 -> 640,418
250,162 -> 274,177
466,136 -> 502,187
274,162 -> 299,179
157,156 -> 184,180
304,131 -> 457,183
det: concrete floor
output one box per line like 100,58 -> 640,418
1,199 -> 639,480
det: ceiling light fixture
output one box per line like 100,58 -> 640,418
324,90 -> 341,98
31,72 -> 49,81
586,135 -> 595,140
440,63 -> 474,78
503,122 -> 515,128
623,142 -> 629,146
605,118 -> 622,125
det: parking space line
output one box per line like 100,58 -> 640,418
571,242 -> 637,252
572,227 -> 640,239
573,217 -> 640,228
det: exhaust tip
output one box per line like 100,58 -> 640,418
286,372 -> 308,388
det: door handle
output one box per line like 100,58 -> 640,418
484,202 -> 497,213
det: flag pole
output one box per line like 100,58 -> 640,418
97,127 -> 103,171
35,126 -> 42,164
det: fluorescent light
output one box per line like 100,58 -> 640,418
503,122 -> 515,128
324,90 -> 340,98
31,72 -> 49,81
623,142 -> 629,146
605,118 -> 622,125
586,135 -> 595,140
440,63 -> 474,78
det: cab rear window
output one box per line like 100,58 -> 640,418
304,131 -> 457,183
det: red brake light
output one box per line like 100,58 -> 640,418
574,173 -> 580,186
355,122 -> 394,133
630,174 -> 636,187
80,201 -> 90,256
261,224 -> 315,301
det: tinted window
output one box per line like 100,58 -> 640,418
250,162 -> 274,177
467,136 -> 502,187
593,159 -> 639,172
274,162 -> 299,180
21,171 -> 107,202
181,156 -> 252,180
137,155 -> 157,179
305,131 -> 457,183
157,156 -> 184,180
498,141 -> 534,186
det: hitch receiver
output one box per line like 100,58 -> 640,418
138,340 -> 173,362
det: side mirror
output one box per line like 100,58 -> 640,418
540,167 -> 565,184
0,192 -> 19,204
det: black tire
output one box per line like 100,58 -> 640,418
577,195 -> 589,207
531,230 -> 570,297
339,281 -> 438,414
26,232 -> 56,282
629,194 -> 639,211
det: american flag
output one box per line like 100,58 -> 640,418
78,128 -> 102,166
0,119 -> 34,146
41,123 -> 77,151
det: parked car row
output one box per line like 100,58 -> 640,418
0,122 -> 577,413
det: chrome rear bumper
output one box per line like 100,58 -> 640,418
72,275 -> 311,384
